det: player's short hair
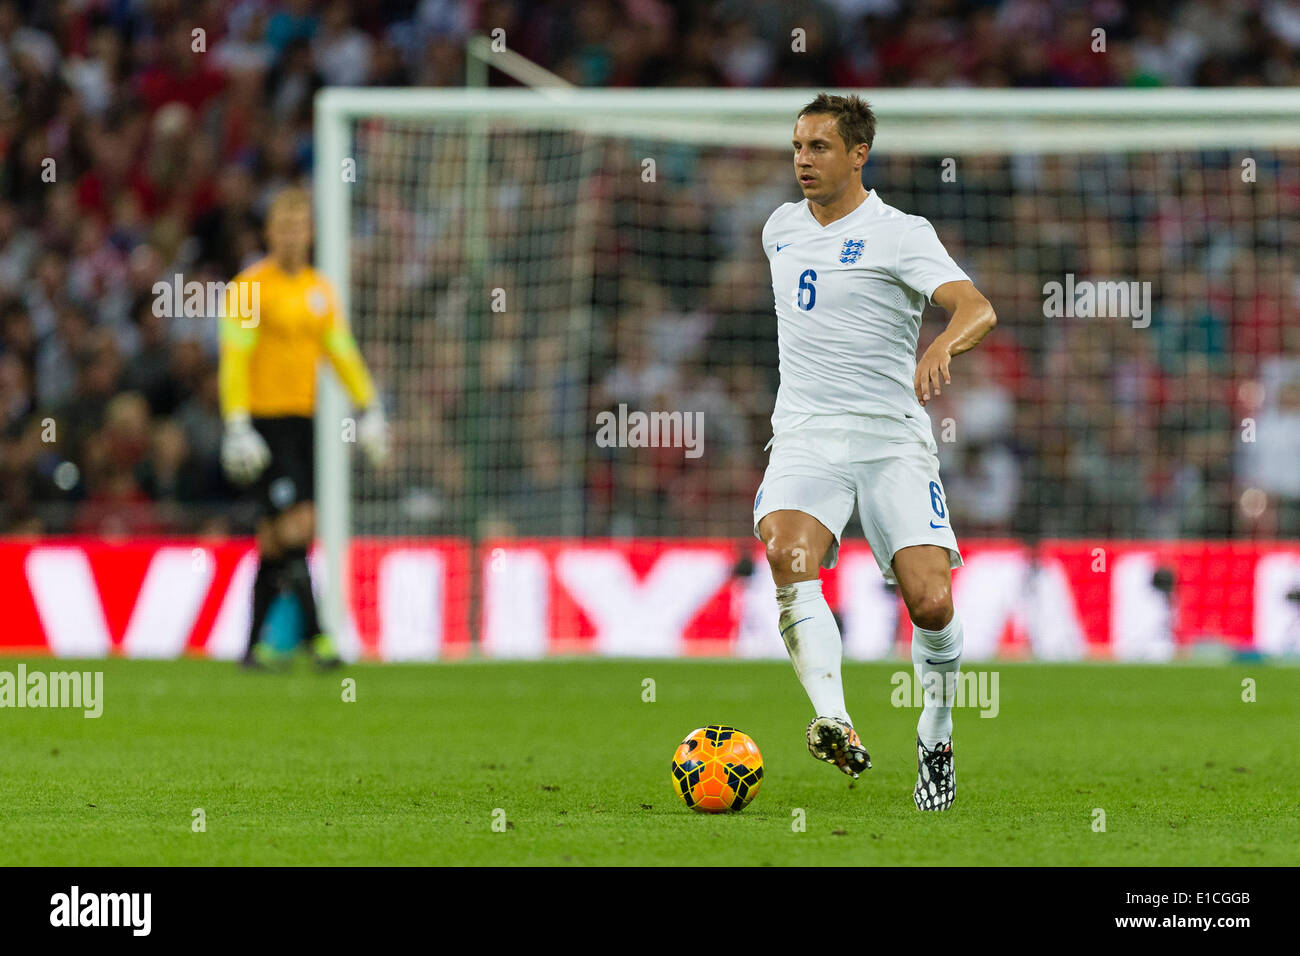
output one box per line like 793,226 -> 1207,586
797,93 -> 876,151
268,187 -> 312,220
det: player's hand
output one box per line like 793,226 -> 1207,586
914,339 -> 953,407
221,414 -> 271,486
358,405 -> 391,467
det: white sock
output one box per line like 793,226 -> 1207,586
775,579 -> 851,724
911,611 -> 964,748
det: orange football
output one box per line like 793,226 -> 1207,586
670,724 -> 764,812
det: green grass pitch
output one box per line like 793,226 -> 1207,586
2,657 -> 1297,866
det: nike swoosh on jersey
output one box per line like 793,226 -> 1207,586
929,520 -> 948,529
775,242 -> 792,251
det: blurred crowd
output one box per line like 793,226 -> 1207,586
554,147 -> 1300,541
0,0 -> 1298,539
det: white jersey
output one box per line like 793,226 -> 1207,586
761,190 -> 970,438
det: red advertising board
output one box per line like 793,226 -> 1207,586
0,537 -> 1296,660
0,537 -> 471,660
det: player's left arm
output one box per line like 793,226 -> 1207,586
322,317 -> 378,410
320,290 -> 390,464
913,279 -> 997,406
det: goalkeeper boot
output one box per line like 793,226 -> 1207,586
241,641 -> 293,672
913,736 -> 955,811
310,633 -> 342,670
806,716 -> 871,778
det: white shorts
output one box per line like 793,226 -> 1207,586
752,416 -> 963,584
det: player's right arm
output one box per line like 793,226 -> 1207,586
218,275 -> 271,484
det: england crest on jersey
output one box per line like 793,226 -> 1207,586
840,238 -> 865,264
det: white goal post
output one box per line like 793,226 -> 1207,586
312,87 -> 1300,651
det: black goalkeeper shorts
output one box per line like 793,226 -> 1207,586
250,416 -> 315,515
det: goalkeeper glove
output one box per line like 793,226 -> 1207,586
221,413 -> 271,486
358,404 -> 391,467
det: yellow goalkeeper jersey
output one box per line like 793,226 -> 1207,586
218,257 -> 376,418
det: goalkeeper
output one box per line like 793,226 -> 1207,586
219,187 -> 389,668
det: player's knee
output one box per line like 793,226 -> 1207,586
276,505 -> 314,549
764,537 -> 823,582
906,586 -> 953,631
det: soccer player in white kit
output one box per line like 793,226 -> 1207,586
753,94 -> 997,811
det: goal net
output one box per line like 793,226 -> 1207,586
314,89 -> 1300,660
